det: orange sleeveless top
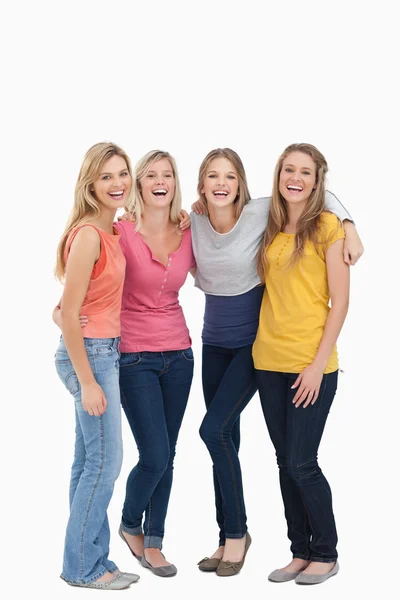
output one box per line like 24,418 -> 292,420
64,224 -> 126,338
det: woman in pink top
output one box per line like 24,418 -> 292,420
53,143 -> 139,589
116,151 -> 195,577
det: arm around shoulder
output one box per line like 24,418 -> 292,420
324,191 -> 364,265
342,220 -> 364,266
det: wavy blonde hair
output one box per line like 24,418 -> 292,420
55,142 -> 133,282
197,148 -> 251,218
257,143 -> 334,279
124,150 -> 182,231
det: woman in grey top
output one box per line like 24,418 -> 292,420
191,148 -> 363,577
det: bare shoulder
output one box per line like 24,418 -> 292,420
75,224 -> 100,240
70,225 -> 101,252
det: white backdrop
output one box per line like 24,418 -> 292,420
2,1 -> 399,598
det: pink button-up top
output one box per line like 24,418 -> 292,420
115,221 -> 195,352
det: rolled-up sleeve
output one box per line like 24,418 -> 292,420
325,190 -> 353,223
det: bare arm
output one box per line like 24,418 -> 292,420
292,238 -> 350,407
60,227 -> 107,416
342,220 -> 364,266
312,238 -> 350,371
325,191 -> 364,265
53,303 -> 87,329
52,299 -> 62,327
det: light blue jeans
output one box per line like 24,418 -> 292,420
55,337 -> 123,584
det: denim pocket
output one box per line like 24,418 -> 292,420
181,347 -> 194,361
120,352 -> 142,367
55,361 -> 80,396
95,345 -> 114,357
54,350 -> 71,363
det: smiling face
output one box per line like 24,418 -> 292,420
201,157 -> 239,210
92,154 -> 131,210
139,157 -> 175,209
279,151 -> 317,205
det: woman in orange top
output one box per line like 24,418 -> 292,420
54,143 -> 139,589
253,143 -> 350,585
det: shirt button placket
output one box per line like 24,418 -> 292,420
159,257 -> 171,296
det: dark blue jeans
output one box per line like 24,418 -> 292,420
255,369 -> 339,563
119,349 -> 194,549
200,344 -> 258,544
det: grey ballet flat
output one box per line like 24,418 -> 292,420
120,571 -> 140,583
268,568 -> 302,582
118,525 -> 143,562
141,552 -> 178,577
60,572 -> 131,589
295,562 -> 339,585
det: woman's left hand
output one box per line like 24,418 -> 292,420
343,223 -> 364,265
178,210 -> 191,230
291,364 -> 324,408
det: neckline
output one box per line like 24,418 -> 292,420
206,211 -> 244,236
80,223 -> 120,237
137,228 -> 185,267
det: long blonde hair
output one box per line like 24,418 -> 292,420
55,142 -> 133,282
124,150 -> 182,231
257,143 -> 332,279
197,148 -> 251,218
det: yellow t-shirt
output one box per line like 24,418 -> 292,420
252,212 -> 345,374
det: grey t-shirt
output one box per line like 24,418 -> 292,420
191,191 -> 352,296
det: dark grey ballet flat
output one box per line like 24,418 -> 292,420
141,551 -> 177,577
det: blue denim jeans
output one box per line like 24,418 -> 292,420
119,349 -> 194,549
55,337 -> 123,584
200,344 -> 258,544
255,369 -> 339,563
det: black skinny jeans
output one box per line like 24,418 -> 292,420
256,369 -> 339,562
200,344 -> 257,544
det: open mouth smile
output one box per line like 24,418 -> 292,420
152,189 -> 168,197
108,191 -> 125,200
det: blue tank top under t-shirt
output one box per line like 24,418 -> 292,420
202,285 -> 264,348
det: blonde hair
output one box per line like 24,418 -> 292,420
124,150 -> 182,231
257,143 -> 334,279
55,142 -> 133,282
197,148 -> 251,218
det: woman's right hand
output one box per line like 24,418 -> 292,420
52,306 -> 88,329
191,199 -> 206,215
117,212 -> 135,222
81,381 -> 108,416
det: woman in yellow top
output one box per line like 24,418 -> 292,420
252,143 -> 350,586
